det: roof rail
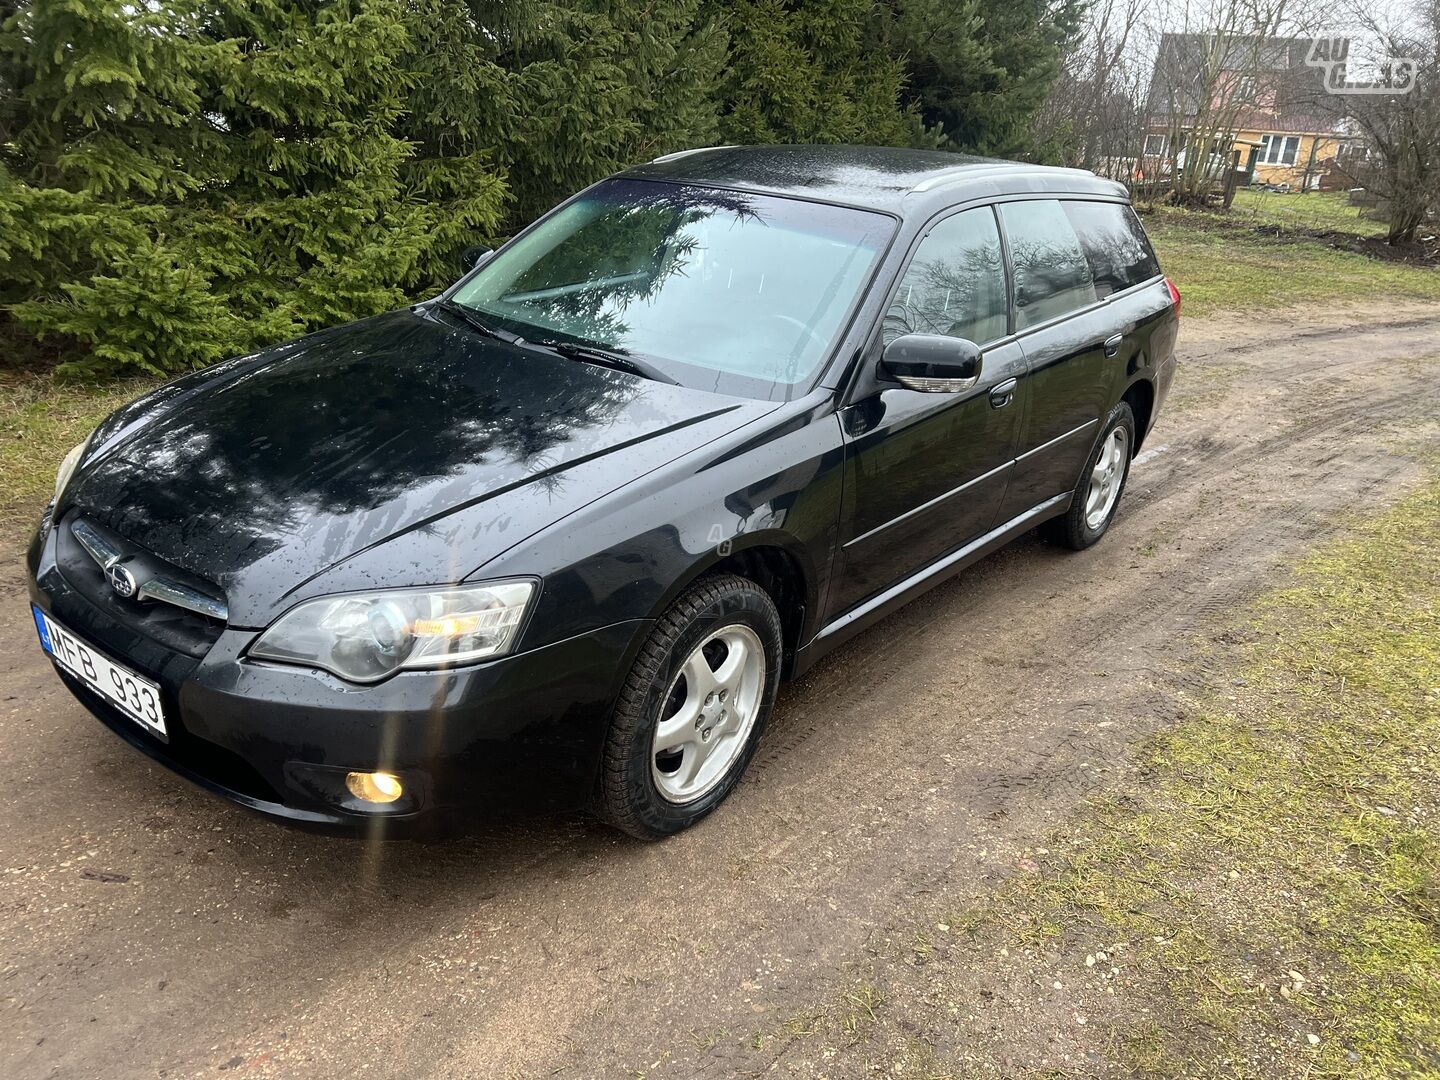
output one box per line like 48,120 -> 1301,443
910,164 -> 1100,195
908,163 -> 1033,193
649,146 -> 736,164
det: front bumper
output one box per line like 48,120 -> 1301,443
27,522 -> 646,832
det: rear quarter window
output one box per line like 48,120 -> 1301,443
1061,201 -> 1161,298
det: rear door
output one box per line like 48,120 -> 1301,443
831,206 -> 1025,614
996,198 -> 1154,519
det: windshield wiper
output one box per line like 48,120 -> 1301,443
432,299 -> 520,343
532,339 -> 677,385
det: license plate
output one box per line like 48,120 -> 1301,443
33,605 -> 167,737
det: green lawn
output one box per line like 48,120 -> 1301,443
1143,205 -> 1440,317
992,469 -> 1440,1077
1228,188 -> 1389,238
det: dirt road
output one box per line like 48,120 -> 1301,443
2,302 -> 1437,1080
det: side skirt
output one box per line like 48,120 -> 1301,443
789,493 -> 1071,679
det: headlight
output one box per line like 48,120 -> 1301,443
249,580 -> 536,683
54,433 -> 94,503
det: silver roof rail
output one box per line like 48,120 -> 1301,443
910,164 -> 1101,195
649,145 -> 737,164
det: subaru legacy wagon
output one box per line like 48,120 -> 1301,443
29,145 -> 1179,838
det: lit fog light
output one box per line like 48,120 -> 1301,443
345,770 -> 403,804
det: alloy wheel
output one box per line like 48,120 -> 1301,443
651,624 -> 766,803
1084,426 -> 1130,531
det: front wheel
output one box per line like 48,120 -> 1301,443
596,573 -> 782,839
1046,401 -> 1135,550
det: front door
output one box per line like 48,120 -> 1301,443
831,206 -> 1025,616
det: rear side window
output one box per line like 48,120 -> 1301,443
883,207 -> 1008,346
1062,201 -> 1161,297
999,200 -> 1097,330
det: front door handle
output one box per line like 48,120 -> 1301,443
989,378 -> 1018,409
1102,333 -> 1124,358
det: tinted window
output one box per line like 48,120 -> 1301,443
883,207 -> 1008,346
453,178 -> 894,399
1000,200 -> 1097,329
1062,201 -> 1161,297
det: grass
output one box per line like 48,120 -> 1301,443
1228,188 -> 1389,238
0,375 -> 149,546
1144,205 -> 1440,317
754,467 -> 1440,1078
1020,471 -> 1440,1077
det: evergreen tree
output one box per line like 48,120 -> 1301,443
0,0 -> 508,378
404,0 -> 727,228
894,0 -> 1084,156
0,0 -> 1079,380
713,0 -> 923,146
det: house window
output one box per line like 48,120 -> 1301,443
1234,75 -> 1258,103
1143,134 -> 1168,157
1259,134 -> 1301,166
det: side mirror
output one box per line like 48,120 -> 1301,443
879,334 -> 983,392
460,245 -> 494,271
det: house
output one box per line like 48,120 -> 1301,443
1143,32 -> 1358,191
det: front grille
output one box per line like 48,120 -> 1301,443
55,513 -> 227,658
71,518 -> 228,621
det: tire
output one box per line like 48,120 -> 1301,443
1046,400 -> 1136,551
596,573 -> 783,839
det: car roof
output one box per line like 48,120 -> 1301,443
622,144 -> 1127,215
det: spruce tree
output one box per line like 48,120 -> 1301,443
0,0 -> 508,378
404,0 -> 727,229
713,0 -> 922,146
0,0 -> 1080,380
894,0 -> 1084,156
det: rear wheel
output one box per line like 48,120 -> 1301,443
1047,401 -> 1135,550
596,574 -> 782,839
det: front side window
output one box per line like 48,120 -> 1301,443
1061,201 -> 1161,298
1000,200 -> 1098,329
883,207 -> 1008,346
451,179 -> 894,399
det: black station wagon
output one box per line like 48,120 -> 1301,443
29,145 -> 1179,838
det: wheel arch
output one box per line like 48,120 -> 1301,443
649,536 -> 814,680
1121,376 -> 1156,452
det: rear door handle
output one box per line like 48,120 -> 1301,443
989,378 -> 1017,409
1102,333 -> 1124,358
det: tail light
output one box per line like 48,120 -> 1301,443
1164,275 -> 1182,316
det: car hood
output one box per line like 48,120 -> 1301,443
65,309 -> 775,627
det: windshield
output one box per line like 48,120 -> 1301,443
450,178 -> 894,398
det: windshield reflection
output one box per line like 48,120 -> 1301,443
452,179 -> 893,397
